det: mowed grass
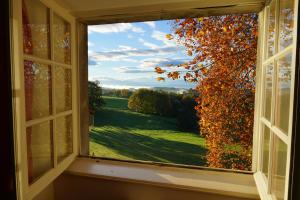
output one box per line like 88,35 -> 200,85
90,96 -> 207,166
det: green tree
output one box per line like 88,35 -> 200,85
88,80 -> 105,113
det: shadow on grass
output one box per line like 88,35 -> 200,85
94,108 -> 178,131
90,129 -> 207,166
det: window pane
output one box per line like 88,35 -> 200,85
261,124 -> 270,178
27,121 -> 53,184
271,136 -> 287,200
267,1 -> 276,58
275,53 -> 292,134
279,0 -> 294,51
24,60 -> 52,121
56,115 -> 73,163
53,13 -> 71,64
22,0 -> 50,59
55,66 -> 72,113
263,63 -> 273,120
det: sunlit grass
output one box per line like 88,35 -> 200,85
90,96 -> 207,166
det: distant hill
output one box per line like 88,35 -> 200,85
102,87 -> 197,97
152,87 -> 188,94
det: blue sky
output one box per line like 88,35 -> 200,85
88,20 -> 196,89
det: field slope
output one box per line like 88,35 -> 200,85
90,96 -> 207,166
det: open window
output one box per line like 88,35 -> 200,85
254,0 -> 297,199
9,0 -> 300,200
12,0 -> 78,198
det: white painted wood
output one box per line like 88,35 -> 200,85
283,0 -> 299,198
23,55 -> 72,69
54,0 -> 265,13
66,158 -> 259,199
11,0 -> 79,199
254,0 -> 299,199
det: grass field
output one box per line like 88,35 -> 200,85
89,96 -> 207,166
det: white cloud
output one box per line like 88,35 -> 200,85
88,23 -> 144,34
138,38 -> 159,49
118,45 -> 137,51
143,21 -> 156,29
139,57 -> 187,68
151,30 -> 176,47
114,66 -> 154,73
132,26 -> 144,33
89,47 -> 180,62
88,41 -> 94,47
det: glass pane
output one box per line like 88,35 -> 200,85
279,0 -> 294,51
275,53 -> 292,134
271,136 -> 287,200
261,124 -> 270,178
27,121 -> 53,184
267,1 -> 276,58
24,60 -> 52,121
22,0 -> 50,59
53,13 -> 71,64
263,63 -> 273,120
56,115 -> 73,163
55,66 -> 72,113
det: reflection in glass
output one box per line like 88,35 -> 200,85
53,13 -> 71,64
24,60 -> 52,121
271,136 -> 287,200
261,124 -> 270,178
263,63 -> 273,120
267,1 -> 276,58
275,54 -> 292,134
279,0 -> 294,51
55,66 -> 72,113
56,115 -> 73,163
27,121 -> 53,184
22,0 -> 50,59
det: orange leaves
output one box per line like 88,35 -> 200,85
165,14 -> 258,170
197,17 -> 204,22
179,63 -> 189,69
167,71 -> 180,80
154,15 -> 257,169
166,34 -> 173,40
198,30 -> 205,36
156,77 -> 165,81
154,67 -> 166,74
200,67 -> 208,75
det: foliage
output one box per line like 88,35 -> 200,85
156,14 -> 258,170
103,88 -> 133,98
128,89 -> 173,116
176,94 -> 199,133
128,89 -> 199,132
88,80 -> 105,113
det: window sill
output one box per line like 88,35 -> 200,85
64,157 -> 259,199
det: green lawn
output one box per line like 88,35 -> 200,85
89,96 -> 207,166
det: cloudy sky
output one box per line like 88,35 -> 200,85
88,20 -> 196,89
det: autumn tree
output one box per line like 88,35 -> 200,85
156,14 -> 258,170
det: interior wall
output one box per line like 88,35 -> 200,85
54,174 -> 259,200
33,183 -> 55,200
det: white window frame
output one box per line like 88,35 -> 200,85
253,0 -> 299,200
11,0 -> 78,199
9,0 -> 299,199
